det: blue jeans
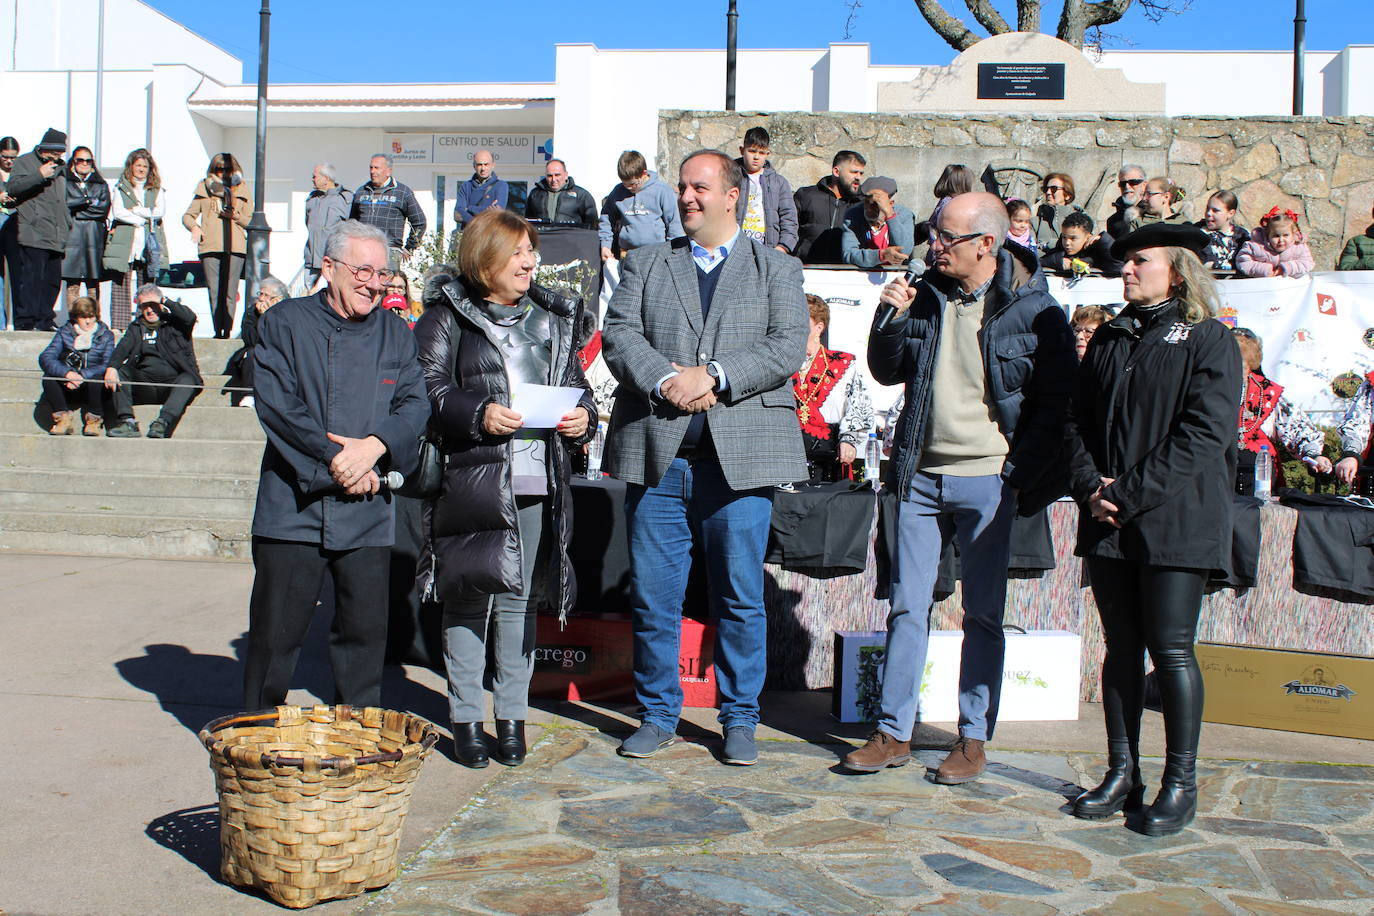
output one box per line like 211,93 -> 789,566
878,470 -> 1016,743
624,456 -> 773,732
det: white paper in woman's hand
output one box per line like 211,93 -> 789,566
510,383 -> 585,428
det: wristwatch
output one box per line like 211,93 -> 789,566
705,363 -> 721,390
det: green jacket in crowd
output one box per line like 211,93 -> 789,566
103,178 -> 168,274
1338,228 -> 1374,271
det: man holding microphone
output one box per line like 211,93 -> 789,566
242,220 -> 428,711
845,192 -> 1075,784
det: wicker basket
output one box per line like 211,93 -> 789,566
199,705 -> 439,909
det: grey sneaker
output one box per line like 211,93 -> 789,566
106,418 -> 140,438
722,726 -> 758,766
617,723 -> 677,758
146,417 -> 171,439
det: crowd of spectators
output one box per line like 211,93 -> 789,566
3,122 -> 1372,451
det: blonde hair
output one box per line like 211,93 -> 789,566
1147,177 -> 1184,205
458,208 -> 539,299
1165,246 -> 1221,324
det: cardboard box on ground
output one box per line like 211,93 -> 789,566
1198,642 -> 1373,741
833,630 -> 1082,724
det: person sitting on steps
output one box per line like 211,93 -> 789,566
103,283 -> 201,438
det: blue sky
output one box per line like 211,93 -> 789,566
146,0 -> 1367,85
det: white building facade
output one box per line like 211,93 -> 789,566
3,0 -> 1370,322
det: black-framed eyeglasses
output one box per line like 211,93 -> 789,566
933,229 -> 983,248
73,157 -> 94,164
1044,184 -> 1067,193
332,259 -> 395,283
1118,178 -> 1145,188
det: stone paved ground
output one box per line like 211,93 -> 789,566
354,727 -> 1374,916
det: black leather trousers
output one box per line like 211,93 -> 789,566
1085,557 -> 1207,756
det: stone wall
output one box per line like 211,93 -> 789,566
659,111 -> 1374,270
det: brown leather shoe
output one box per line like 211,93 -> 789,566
842,730 -> 911,772
48,411 -> 75,435
934,737 -> 987,784
83,414 -> 103,436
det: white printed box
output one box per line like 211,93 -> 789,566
832,629 -> 1081,723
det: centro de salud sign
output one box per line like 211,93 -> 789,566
977,63 -> 1066,100
384,133 -> 554,165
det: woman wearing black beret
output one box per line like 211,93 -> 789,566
1066,222 -> 1242,836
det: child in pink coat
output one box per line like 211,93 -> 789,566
1236,208 -> 1315,278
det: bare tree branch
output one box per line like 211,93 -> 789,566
895,0 -> 1190,52
841,0 -> 863,40
964,0 -> 1011,36
1058,0 -> 1130,47
912,0 -> 984,52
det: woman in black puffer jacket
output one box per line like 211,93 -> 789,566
412,208 -> 596,770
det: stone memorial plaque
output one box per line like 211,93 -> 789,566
977,63 -> 1066,100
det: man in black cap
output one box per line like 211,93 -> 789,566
840,176 -> 918,269
5,128 -> 70,330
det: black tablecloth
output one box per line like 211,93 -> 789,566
765,480 -> 877,573
1279,490 -> 1374,601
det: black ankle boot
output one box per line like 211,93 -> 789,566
1072,738 -> 1144,819
494,719 -> 526,766
1142,750 -> 1197,836
453,722 -> 489,769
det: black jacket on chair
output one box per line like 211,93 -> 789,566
413,272 -> 596,617
1066,300 -> 1242,571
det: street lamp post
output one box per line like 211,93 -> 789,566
1292,0 -> 1306,116
244,0 -> 272,304
94,0 -> 105,165
725,0 -> 738,111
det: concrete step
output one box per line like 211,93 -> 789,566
2,467 -> 259,500
0,355 -> 39,370
3,400 -> 262,439
0,509 -> 250,559
0,486 -> 254,519
3,433 -> 263,475
0,373 -> 238,402
0,330 -> 246,365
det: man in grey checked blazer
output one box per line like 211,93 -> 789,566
603,149 -> 808,765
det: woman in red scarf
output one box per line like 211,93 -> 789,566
793,294 -> 873,481
1233,327 -> 1329,488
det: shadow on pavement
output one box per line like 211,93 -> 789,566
145,803 -> 221,882
116,615 -> 449,738
114,641 -> 247,734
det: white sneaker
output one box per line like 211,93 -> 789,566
240,396 -> 255,408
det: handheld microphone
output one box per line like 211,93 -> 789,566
872,262 -> 925,334
379,470 -> 405,490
